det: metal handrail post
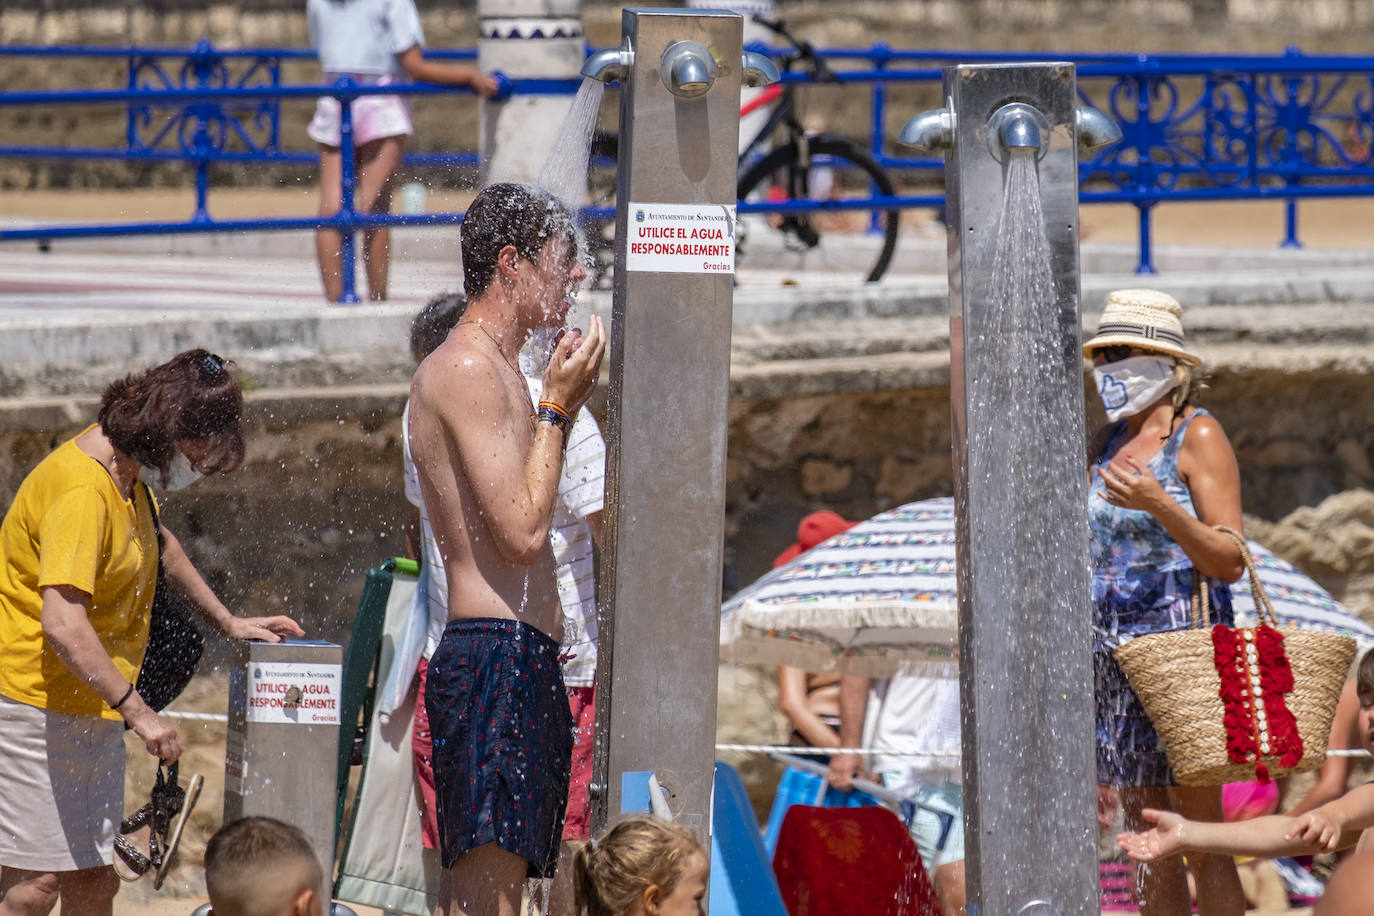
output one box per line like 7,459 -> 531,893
1280,48 -> 1305,249
335,77 -> 360,304
189,40 -> 217,223
1133,61 -> 1157,274
868,41 -> 890,235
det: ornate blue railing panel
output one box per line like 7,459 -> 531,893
6,42 -> 1374,289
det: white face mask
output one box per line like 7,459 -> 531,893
1092,354 -> 1179,422
138,451 -> 203,492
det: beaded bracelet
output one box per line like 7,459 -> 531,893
536,405 -> 572,432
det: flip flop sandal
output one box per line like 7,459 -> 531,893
114,762 -> 187,883
153,772 -> 203,890
113,834 -> 150,882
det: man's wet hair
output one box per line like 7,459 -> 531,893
460,182 -> 577,299
1358,647 -> 1374,697
204,816 -> 322,915
410,292 -> 467,363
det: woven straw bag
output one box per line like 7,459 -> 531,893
1112,526 -> 1356,786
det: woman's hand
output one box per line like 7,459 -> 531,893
224,615 -> 305,643
126,704 -> 183,764
1097,785 -> 1121,830
1097,455 -> 1167,513
1116,807 -> 1186,862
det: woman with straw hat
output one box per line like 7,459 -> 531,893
1085,289 -> 1248,916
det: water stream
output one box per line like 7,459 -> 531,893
534,78 -> 606,343
965,147 -> 1094,909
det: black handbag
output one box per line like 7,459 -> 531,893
135,483 -> 205,712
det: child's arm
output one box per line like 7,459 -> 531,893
396,45 -> 501,96
1118,787 -> 1374,863
1294,782 -> 1374,847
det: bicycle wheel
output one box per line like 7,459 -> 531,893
736,134 -> 901,283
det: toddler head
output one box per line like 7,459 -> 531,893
204,816 -> 323,916
573,815 -> 708,916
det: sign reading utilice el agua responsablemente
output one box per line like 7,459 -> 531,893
625,202 -> 736,274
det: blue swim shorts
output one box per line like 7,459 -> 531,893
425,617 -> 574,877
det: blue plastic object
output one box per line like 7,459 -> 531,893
709,762 -> 788,916
761,765 -> 881,856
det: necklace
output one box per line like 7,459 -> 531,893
457,321 -> 537,422
458,319 -> 524,380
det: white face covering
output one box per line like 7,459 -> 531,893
1092,354 -> 1179,422
138,451 -> 203,492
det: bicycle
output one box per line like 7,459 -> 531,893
585,16 -> 900,285
734,16 -> 900,283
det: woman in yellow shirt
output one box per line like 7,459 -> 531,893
0,349 -> 302,916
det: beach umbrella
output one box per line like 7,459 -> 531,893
720,497 -> 1374,675
719,498 -> 960,677
1233,542 -> 1374,653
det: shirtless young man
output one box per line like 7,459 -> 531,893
407,183 -> 606,916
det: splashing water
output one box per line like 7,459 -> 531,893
536,78 -> 605,210
516,78 -> 606,371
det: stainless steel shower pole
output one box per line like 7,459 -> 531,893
915,63 -> 1102,916
587,8 -> 744,842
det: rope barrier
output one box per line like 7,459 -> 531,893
715,743 -> 958,758
157,712 -> 1372,759
161,710 -> 228,723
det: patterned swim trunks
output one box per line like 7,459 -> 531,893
425,617 -> 574,877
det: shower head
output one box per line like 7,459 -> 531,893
897,107 -> 955,152
660,40 -> 717,99
986,102 -> 1051,161
581,46 -> 634,84
1075,105 -> 1123,152
741,50 -> 781,87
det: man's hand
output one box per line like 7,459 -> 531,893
541,315 -> 606,415
827,752 -> 863,792
225,615 -> 305,643
1116,808 -> 1186,862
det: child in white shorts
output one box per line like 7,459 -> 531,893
306,0 -> 499,302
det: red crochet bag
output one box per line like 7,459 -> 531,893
1112,526 -> 1355,786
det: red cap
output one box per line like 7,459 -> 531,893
772,510 -> 858,568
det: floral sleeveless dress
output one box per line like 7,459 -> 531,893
1089,408 -> 1233,787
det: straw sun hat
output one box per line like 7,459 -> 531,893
1083,288 -> 1201,366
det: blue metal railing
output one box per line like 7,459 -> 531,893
4,40 -> 1374,295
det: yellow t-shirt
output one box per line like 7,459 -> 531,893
0,428 -> 158,720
